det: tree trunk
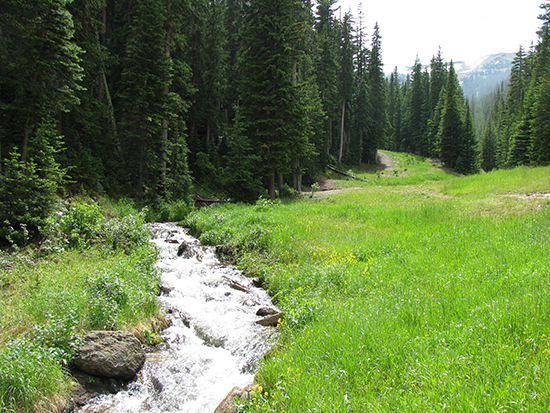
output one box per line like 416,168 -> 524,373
268,172 -> 276,198
292,157 -> 302,192
339,98 -> 345,164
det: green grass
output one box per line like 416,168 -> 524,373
187,157 -> 550,412
0,199 -> 162,413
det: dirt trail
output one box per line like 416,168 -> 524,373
316,151 -> 394,194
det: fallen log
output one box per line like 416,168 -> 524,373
222,275 -> 250,293
327,165 -> 366,181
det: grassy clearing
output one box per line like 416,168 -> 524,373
187,157 -> 550,412
0,198 -> 162,413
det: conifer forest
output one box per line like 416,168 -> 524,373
2,0 -> 550,241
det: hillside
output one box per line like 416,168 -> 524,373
456,53 -> 514,97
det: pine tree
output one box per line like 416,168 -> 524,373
239,0 -> 317,197
403,57 -> 428,155
438,61 -> 464,169
481,121 -> 498,171
336,12 -> 355,164
363,23 -> 388,164
455,101 -> 480,175
314,0 -> 339,166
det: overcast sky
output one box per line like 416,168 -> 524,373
335,0 -> 544,71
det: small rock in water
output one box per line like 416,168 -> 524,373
256,307 -> 277,316
256,312 -> 283,327
177,241 -> 195,258
158,284 -> 172,296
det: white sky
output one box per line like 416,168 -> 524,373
335,0 -> 544,71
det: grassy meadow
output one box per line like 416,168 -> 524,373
187,152 -> 550,412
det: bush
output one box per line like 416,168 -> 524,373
42,198 -> 151,252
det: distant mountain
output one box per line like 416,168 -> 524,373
455,53 -> 514,98
394,53 -> 514,99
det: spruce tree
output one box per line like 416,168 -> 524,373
314,0 -> 339,166
455,101 -> 480,175
336,12 -> 355,164
403,58 -> 428,155
481,121 -> 498,171
438,61 -> 464,169
239,0 -> 317,197
387,68 -> 402,151
363,23 -> 388,164
529,72 -> 550,165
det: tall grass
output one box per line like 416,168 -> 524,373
0,198 -> 162,413
187,160 -> 550,412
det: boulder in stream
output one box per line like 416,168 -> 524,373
256,307 -> 278,317
72,331 -> 146,380
177,241 -> 195,258
255,312 -> 283,327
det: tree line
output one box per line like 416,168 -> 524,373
476,3 -> 550,171
1,0 -> 549,243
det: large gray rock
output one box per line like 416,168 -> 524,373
72,331 -> 146,380
214,385 -> 253,413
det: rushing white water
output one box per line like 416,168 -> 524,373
76,222 -> 277,413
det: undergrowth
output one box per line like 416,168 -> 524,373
0,197 -> 161,413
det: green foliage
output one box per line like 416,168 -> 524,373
0,339 -> 69,413
42,197 -> 151,252
0,152 -> 57,246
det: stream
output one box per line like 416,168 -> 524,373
76,222 -> 277,412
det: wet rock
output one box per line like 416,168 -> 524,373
194,325 -> 227,348
177,241 -> 194,258
252,278 -> 262,288
158,283 -> 172,296
255,312 -> 283,327
68,370 -> 128,409
72,331 -> 146,380
150,375 -> 164,394
165,233 -> 180,244
256,307 -> 277,317
167,308 -> 190,328
214,385 -> 253,413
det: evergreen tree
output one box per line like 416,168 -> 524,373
350,4 -> 371,164
438,61 -> 464,169
363,23 -> 388,164
239,0 -> 317,197
426,49 -> 448,157
481,121 -> 498,171
0,0 -> 83,160
0,0 -> 81,243
387,67 -> 403,151
529,72 -> 550,165
455,101 -> 480,175
403,58 -> 428,155
314,0 -> 339,166
336,12 -> 355,164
